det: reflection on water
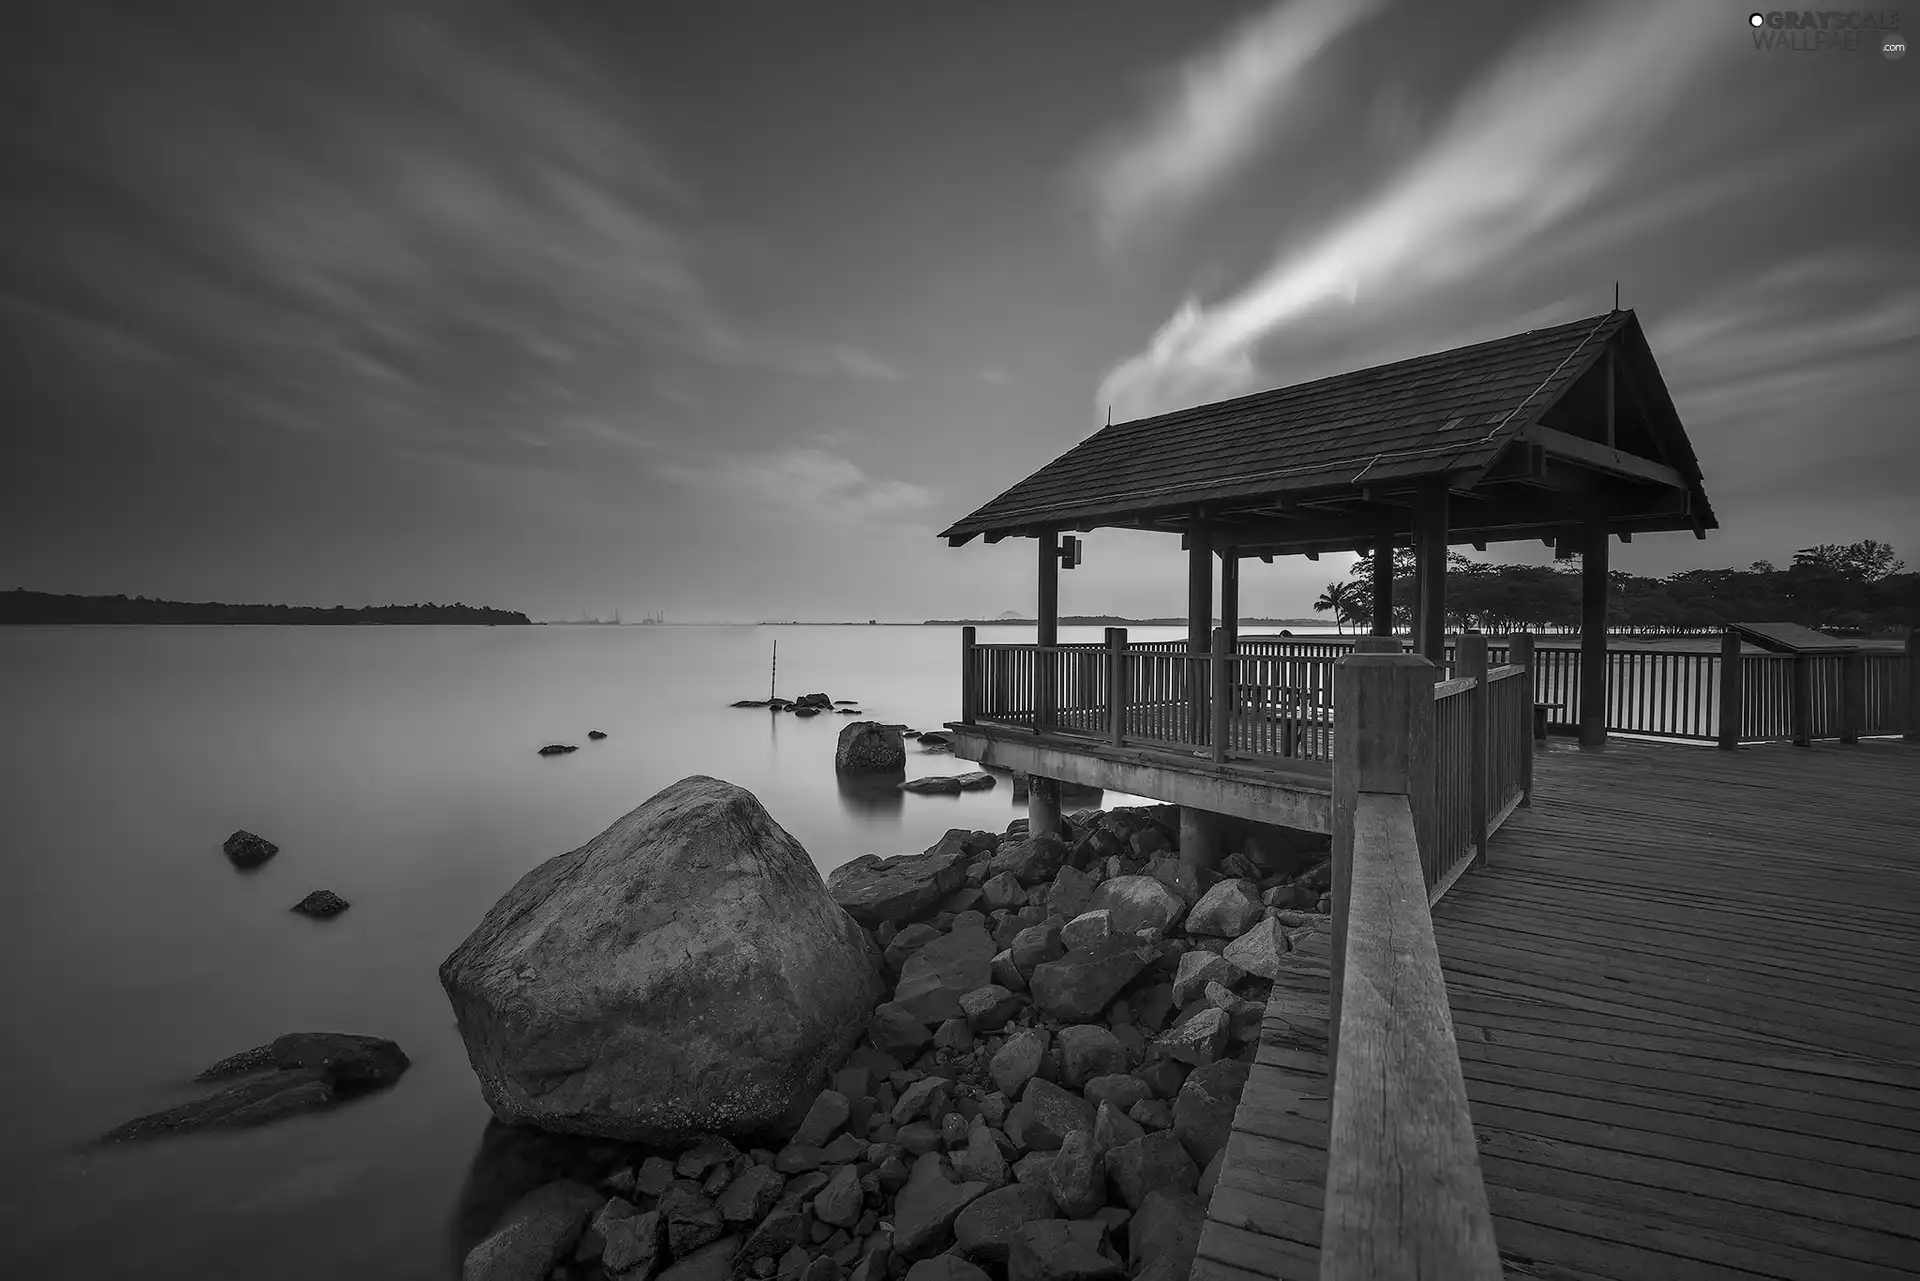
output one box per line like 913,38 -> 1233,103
834,768 -> 906,818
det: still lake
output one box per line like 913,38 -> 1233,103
0,620 -> 1272,1280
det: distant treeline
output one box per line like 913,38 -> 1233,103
1315,539 -> 1917,635
1,590 -> 532,626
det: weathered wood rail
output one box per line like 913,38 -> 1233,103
1192,730 -> 1920,1281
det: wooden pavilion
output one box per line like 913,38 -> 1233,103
938,309 -> 1718,848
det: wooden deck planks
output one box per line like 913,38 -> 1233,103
1203,737 -> 1920,1280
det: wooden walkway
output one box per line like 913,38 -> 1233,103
1195,737 -> 1920,1281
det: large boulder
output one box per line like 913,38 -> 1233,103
835,721 -> 906,774
989,836 -> 1071,887
829,835 -> 976,928
1029,939 -> 1155,1023
1084,877 -> 1186,935
439,776 -> 887,1145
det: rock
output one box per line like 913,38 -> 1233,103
814,1165 -> 864,1227
892,1151 -> 989,1259
1172,1060 -> 1249,1169
1185,880 -> 1265,938
1133,1059 -> 1186,1100
1057,911 -> 1110,952
959,985 -> 1021,1033
795,693 -> 834,709
1011,1152 -> 1054,1186
988,837 -> 1069,887
835,722 -> 906,774
900,776 -> 965,794
657,1236 -> 739,1281
103,1032 -> 409,1142
1045,1130 -> 1105,1218
740,1205 -> 809,1268
1046,866 -> 1098,921
905,1257 -> 992,1281
460,1179 -> 604,1281
1197,1149 -> 1226,1201
792,1090 -> 851,1148
980,871 -> 1027,913
222,829 -> 279,868
953,773 -> 998,791
1155,1008 -> 1228,1066
829,841 -> 974,928
1054,1025 -> 1126,1090
1083,877 -> 1185,936
538,744 -> 579,756
953,1182 -> 1059,1266
598,1203 -> 663,1279
1128,1099 -> 1173,1131
895,925 -> 997,1023
870,1003 -> 934,1059
885,923 -> 946,975
439,776 -> 887,1145
918,732 -> 952,747
990,950 -> 1027,995
1007,1220 -> 1124,1281
990,1027 -> 1049,1097
791,707 -> 822,718
1015,1079 -> 1095,1152
636,1157 -> 676,1197
1129,1188 -> 1206,1276
290,889 -> 350,917
663,1190 -> 725,1257
1010,921 -> 1064,979
1170,951 -> 1244,1009
1221,918 -> 1288,980
1029,939 -> 1154,1023
1130,984 -> 1175,1034
1143,856 -> 1202,907
1104,1132 -> 1198,1210
1082,1074 -> 1150,1113
1091,1099 -> 1144,1151
718,1166 -> 786,1224
892,1077 -> 946,1125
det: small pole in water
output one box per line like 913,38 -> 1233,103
770,640 -> 777,703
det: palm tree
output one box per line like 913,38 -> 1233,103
1314,581 -> 1360,634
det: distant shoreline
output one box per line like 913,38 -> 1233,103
2,590 -> 531,626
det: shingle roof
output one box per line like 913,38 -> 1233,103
941,311 -> 1638,540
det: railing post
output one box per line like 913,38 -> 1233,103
960,626 -> 977,724
1841,648 -> 1863,745
1211,625 -> 1231,763
1330,650 -> 1436,1091
1108,627 -> 1128,746
1508,633 -> 1535,808
1906,629 -> 1920,742
1459,633 -> 1489,866
1792,652 -> 1812,748
1717,629 -> 1742,751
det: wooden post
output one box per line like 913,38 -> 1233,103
1578,523 -> 1609,749
1792,652 -> 1812,748
1211,625 -> 1231,763
961,626 -> 977,724
1717,629 -> 1742,750
1907,629 -> 1920,742
1029,776 -> 1062,839
1220,549 -> 1240,657
1459,633 -> 1489,866
1841,648 -> 1863,745
1414,482 -> 1448,663
1370,540 -> 1394,637
1037,529 -> 1058,733
1507,633 -> 1535,807
1108,627 -> 1128,746
1330,650 -> 1436,1091
1188,514 -> 1214,743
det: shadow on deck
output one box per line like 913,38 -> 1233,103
1196,737 -> 1920,1281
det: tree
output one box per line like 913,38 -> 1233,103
1313,581 -> 1363,634
1791,539 -> 1905,581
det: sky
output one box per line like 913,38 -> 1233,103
2,0 -> 1915,623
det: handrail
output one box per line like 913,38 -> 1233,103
1323,792 -> 1502,1280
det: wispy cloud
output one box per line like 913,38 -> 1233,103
1097,0 -> 1726,421
823,344 -> 903,383
1079,0 -> 1384,246
979,367 -> 1011,387
654,446 -> 933,523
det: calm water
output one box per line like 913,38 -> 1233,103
0,621 -> 1225,1280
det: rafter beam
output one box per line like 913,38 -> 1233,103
1526,425 -> 1686,490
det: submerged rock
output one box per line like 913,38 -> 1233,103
439,776 -> 886,1145
100,1032 -> 409,1142
291,889 -> 350,917
536,744 -> 578,756
222,829 -> 278,868
588,730 -> 609,741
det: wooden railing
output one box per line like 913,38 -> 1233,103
1326,651 -> 1502,1280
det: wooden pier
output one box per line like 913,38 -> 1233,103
1194,735 -> 1920,1281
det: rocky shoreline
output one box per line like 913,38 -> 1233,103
446,776 -> 1333,1281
